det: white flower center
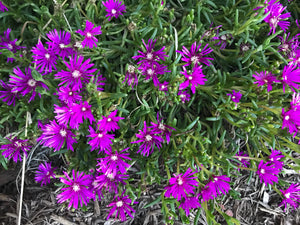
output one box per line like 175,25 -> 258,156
7,44 -> 13,50
72,70 -> 81,78
59,43 -> 66,49
128,65 -> 135,73
241,45 -> 249,51
72,183 -> 80,192
68,91 -> 73,96
220,35 -> 227,41
158,123 -> 165,130
270,17 -> 279,28
81,107 -> 86,112
86,32 -> 92,38
285,193 -> 291,199
60,129 -> 67,137
145,135 -> 152,141
180,94 -> 185,98
161,85 -> 165,89
27,79 -> 37,87
111,9 -> 117,15
116,200 -> 123,207
98,133 -> 103,138
111,155 -> 118,161
191,56 -> 198,64
146,52 -> 153,60
188,76 -> 193,80
147,68 -> 154,76
285,115 -> 290,121
260,169 -> 265,174
177,177 -> 183,185
232,96 -> 236,99
214,177 -> 218,182
45,53 -> 50,60
107,118 -> 112,122
14,141 -> 22,147
282,44 -> 289,52
107,173 -> 114,179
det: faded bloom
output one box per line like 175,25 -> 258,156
76,20 -> 102,48
178,90 -> 190,103
123,65 -> 138,89
102,0 -> 126,21
35,162 -> 56,186
57,170 -> 93,209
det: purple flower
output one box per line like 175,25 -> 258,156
56,86 -> 82,105
179,196 -> 201,216
291,92 -> 300,110
252,71 -> 279,92
46,29 -> 74,59
282,63 -> 300,93
31,41 -> 57,74
94,171 -> 128,194
123,65 -> 138,89
279,183 -> 300,211
212,32 -> 232,50
289,49 -> 300,68
0,80 -> 19,106
235,151 -> 250,168
131,121 -> 164,156
76,20 -> 102,48
97,148 -> 131,176
257,160 -> 280,185
69,101 -> 95,129
141,63 -> 170,87
0,136 -> 31,163
179,65 -> 207,94
102,0 -> 126,21
92,72 -> 106,91
34,162 -> 56,186
87,126 -> 114,153
150,113 -> 176,144
55,54 -> 97,91
278,33 -> 299,57
9,67 -> 48,102
268,149 -> 284,170
178,90 -> 190,103
132,39 -> 168,66
159,81 -> 169,93
97,110 -> 124,132
37,120 -> 77,152
282,108 -> 300,136
227,90 -> 242,103
0,1 -> 8,12
107,192 -> 137,222
164,168 -> 199,201
201,175 -> 231,202
176,41 -> 214,67
57,170 -> 93,209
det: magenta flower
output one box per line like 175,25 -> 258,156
131,121 -> 164,156
282,108 -> 300,136
55,54 -> 97,91
34,162 -> 56,186
159,81 -> 169,93
0,136 -> 31,163
56,86 -> 82,104
87,126 -> 114,153
132,39 -> 168,66
102,0 -> 126,21
282,63 -> 300,93
227,90 -> 242,103
279,183 -> 300,211
252,71 -> 279,92
179,196 -> 201,216
46,29 -> 74,59
201,175 -> 231,202
76,20 -> 102,48
123,65 -> 138,89
57,170 -> 93,209
54,104 -> 73,126
289,49 -> 300,68
179,65 -> 207,94
97,148 -> 131,176
37,120 -> 77,152
92,72 -> 106,91
0,80 -> 19,106
235,151 -> 250,168
69,101 -> 95,129
291,92 -> 300,110
176,41 -> 214,67
257,160 -> 280,185
97,110 -> 124,132
268,149 -> 284,170
94,171 -> 128,194
178,90 -> 191,103
150,113 -> 175,144
31,41 -> 57,74
9,67 -> 48,102
164,168 -> 199,201
107,191 -> 137,222
278,33 -> 299,57
141,63 -> 170,87
0,1 -> 8,12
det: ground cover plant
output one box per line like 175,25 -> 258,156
0,0 -> 300,224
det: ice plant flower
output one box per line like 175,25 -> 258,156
107,191 -> 137,222
55,54 -> 97,91
141,63 -> 170,87
235,151 -> 250,168
227,90 -> 242,103
102,0 -> 126,21
176,41 -> 214,67
278,33 -> 299,57
179,65 -> 207,94
92,72 -> 106,91
212,32 -> 232,49
150,113 -> 176,144
97,148 -> 131,176
69,101 -> 95,129
281,108 -> 300,136
279,183 -> 300,210
0,1 -> 8,12
257,160 -> 280,185
178,90 -> 191,103
123,65 -> 138,89
57,170 -> 93,209
201,175 -> 231,202
35,162 -> 56,186
159,81 -> 169,93
46,29 -> 74,59
268,149 -> 284,170
97,110 -> 124,132
56,86 -> 82,105
131,121 -> 164,156
31,41 -> 57,74
37,120 -> 77,152
282,63 -> 300,93
87,126 -> 114,153
252,71 -> 279,92
132,39 -> 168,66
0,80 -> 19,106
164,168 -> 199,201
179,196 -> 201,216
94,172 -> 128,194
9,67 -> 48,102
0,136 -> 31,163
76,20 -> 102,48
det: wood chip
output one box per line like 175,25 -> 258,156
50,214 -> 77,225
